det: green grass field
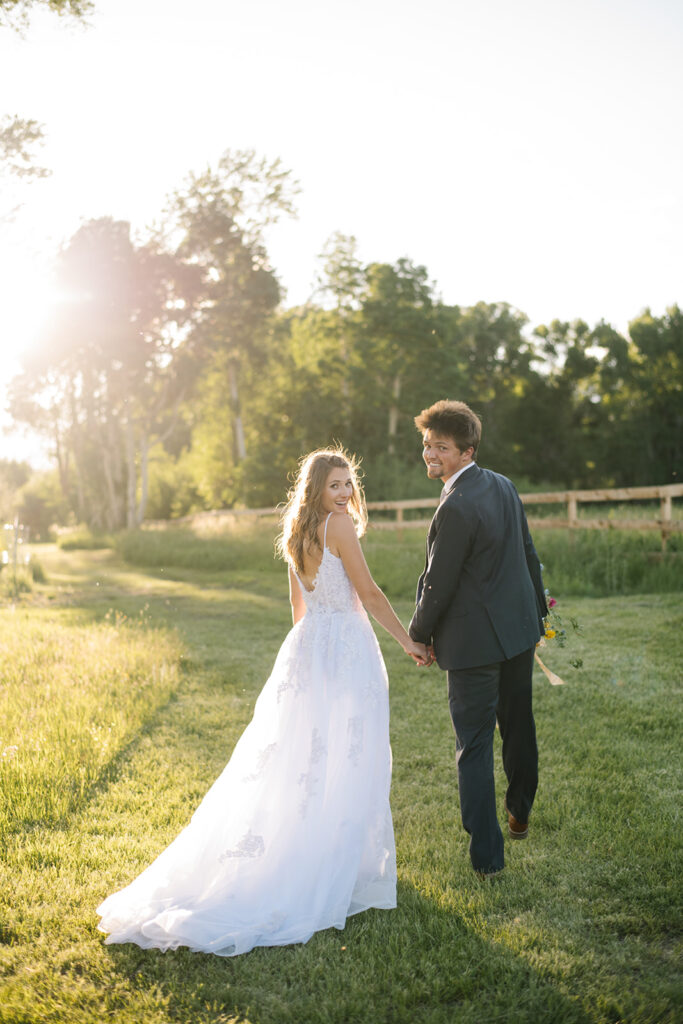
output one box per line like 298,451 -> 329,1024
0,528 -> 681,1024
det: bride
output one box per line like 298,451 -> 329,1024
97,447 -> 428,956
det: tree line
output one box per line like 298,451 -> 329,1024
2,151 -> 682,537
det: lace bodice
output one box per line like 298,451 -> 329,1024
295,514 -> 364,615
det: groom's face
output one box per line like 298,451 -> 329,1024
422,430 -> 473,483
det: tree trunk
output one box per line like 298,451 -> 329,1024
53,421 -> 70,506
67,383 -> 87,522
101,445 -> 120,531
388,373 -> 401,454
125,406 -> 137,528
100,410 -> 125,531
228,358 -> 247,462
136,430 -> 150,526
339,327 -> 352,431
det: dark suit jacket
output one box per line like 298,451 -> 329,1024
409,464 -> 548,670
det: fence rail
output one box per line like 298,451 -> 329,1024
366,483 -> 683,549
146,483 -> 683,549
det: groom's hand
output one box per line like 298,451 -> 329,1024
405,640 -> 430,666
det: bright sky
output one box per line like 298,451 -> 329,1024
1,0 -> 682,464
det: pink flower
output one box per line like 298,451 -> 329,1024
548,597 -> 557,608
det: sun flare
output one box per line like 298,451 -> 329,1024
0,249 -> 59,373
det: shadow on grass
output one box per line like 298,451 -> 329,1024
99,879 -> 594,1024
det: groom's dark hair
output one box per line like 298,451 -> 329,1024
414,400 -> 482,456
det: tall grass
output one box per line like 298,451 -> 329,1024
115,523 -> 278,573
364,527 -> 682,599
57,525 -> 114,550
0,608 -> 184,834
533,528 -> 682,596
115,522 -> 682,600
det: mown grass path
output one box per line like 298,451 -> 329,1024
0,543 -> 681,1024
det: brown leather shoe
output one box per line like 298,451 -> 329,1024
504,799 -> 529,840
475,869 -> 503,881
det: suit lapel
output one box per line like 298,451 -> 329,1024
444,463 -> 481,501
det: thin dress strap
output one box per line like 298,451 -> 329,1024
323,511 -> 333,548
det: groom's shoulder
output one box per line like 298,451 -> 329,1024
479,467 -> 517,490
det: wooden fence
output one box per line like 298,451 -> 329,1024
147,483 -> 683,550
367,483 -> 683,548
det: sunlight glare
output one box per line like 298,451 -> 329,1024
0,252 -> 58,373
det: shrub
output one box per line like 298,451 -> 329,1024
57,526 -> 113,550
0,567 -> 33,599
30,559 -> 46,583
115,522 -> 278,573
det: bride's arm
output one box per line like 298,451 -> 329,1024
329,515 -> 428,663
288,565 -> 306,625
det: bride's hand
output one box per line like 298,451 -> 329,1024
404,640 -> 431,666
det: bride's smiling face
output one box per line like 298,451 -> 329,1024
320,467 -> 354,515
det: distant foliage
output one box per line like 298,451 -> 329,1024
115,523 -> 278,573
0,566 -> 33,599
57,526 -> 113,550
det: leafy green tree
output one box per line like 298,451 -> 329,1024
435,301 -> 534,475
312,233 -> 364,431
12,469 -> 69,540
0,458 -> 31,521
352,258 -> 436,458
593,306 -> 682,485
167,150 -> 299,470
521,318 -> 601,485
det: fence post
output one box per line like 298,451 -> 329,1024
567,494 -> 578,533
396,506 -> 404,539
660,491 -> 672,552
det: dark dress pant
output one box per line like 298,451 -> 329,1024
447,646 -> 538,873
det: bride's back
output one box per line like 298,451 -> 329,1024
299,514 -> 341,592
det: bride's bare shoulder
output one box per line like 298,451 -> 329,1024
325,512 -> 358,546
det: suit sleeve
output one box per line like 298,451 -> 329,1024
409,504 -> 473,644
518,495 -> 548,618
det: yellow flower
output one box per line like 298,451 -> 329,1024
545,628 -> 556,639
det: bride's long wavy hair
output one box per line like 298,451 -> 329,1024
276,447 -> 367,575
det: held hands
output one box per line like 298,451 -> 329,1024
404,640 -> 436,667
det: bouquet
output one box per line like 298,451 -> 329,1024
535,590 -> 582,684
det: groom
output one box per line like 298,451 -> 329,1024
409,400 -> 547,879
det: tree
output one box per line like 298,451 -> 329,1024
0,458 -> 31,521
592,307 -> 683,486
2,0 -> 92,207
9,218 -> 198,529
0,116 -> 50,220
354,258 -> 436,456
312,233 -> 364,430
167,150 -> 298,478
0,116 -> 49,180
0,0 -> 92,29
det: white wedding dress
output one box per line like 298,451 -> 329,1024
97,514 -> 396,956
